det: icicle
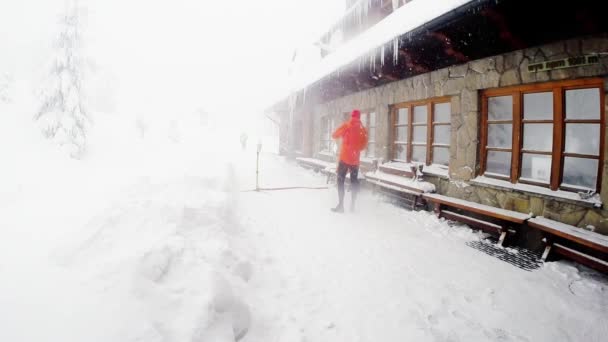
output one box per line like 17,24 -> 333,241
392,0 -> 399,11
380,45 -> 385,67
392,37 -> 400,65
288,92 -> 298,121
372,50 -> 376,72
302,86 -> 308,105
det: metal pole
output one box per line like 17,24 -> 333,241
256,150 -> 260,191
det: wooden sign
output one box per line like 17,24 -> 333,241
528,55 -> 600,73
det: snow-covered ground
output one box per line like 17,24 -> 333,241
2,117 -> 607,341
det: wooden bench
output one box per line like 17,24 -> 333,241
295,157 -> 333,173
365,171 -> 435,210
423,193 -> 531,246
528,217 -> 608,273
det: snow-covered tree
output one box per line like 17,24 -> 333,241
36,1 -> 89,158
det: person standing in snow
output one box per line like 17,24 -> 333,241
240,132 -> 248,150
331,109 -> 368,213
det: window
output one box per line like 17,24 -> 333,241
361,111 -> 376,157
481,78 -> 604,192
320,116 -> 332,153
391,97 -> 452,165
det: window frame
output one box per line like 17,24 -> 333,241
390,96 -> 452,165
320,115 -> 333,153
480,78 -> 605,192
360,109 -> 376,158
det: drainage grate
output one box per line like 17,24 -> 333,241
466,239 -> 543,271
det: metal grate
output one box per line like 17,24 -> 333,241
466,238 -> 543,271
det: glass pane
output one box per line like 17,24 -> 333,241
396,126 -> 408,142
486,150 -> 511,176
369,112 -> 376,127
566,88 -> 600,119
395,144 -> 407,160
523,92 -> 553,120
366,143 -> 375,157
368,127 -> 376,142
488,96 -> 513,121
523,123 -> 553,151
521,154 -> 551,184
413,105 -> 428,123
397,108 -> 408,124
433,125 -> 451,145
562,157 -> 598,190
433,147 -> 449,166
434,103 -> 451,122
487,124 -> 512,148
413,126 -> 427,143
412,145 -> 426,163
565,124 -> 600,156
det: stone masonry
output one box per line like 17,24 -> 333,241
297,35 -> 608,236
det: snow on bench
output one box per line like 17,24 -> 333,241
364,170 -> 436,194
296,157 -> 333,171
528,217 -> 608,253
423,193 -> 532,246
528,217 -> 608,272
364,170 -> 435,210
423,193 -> 531,223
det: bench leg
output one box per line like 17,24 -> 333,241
433,203 -> 442,217
497,230 -> 508,246
541,238 -> 553,262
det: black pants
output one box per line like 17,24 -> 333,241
336,161 -> 359,206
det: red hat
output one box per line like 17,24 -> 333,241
351,109 -> 361,118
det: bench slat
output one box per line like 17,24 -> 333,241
423,193 -> 531,223
366,179 -> 423,197
441,210 -> 503,235
529,217 -> 608,254
365,175 -> 424,194
365,171 -> 434,194
553,243 -> 608,273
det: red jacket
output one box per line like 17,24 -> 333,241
332,117 -> 368,166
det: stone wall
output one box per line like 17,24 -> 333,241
304,35 -> 608,236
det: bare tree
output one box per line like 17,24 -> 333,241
36,1 -> 89,158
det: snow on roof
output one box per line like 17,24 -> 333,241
287,0 -> 474,96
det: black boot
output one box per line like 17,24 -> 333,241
331,203 -> 344,213
350,189 -> 358,212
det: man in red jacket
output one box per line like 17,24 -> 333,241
331,109 -> 368,213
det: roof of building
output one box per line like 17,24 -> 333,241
269,0 -> 608,113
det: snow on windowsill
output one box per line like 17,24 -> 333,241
423,164 -> 449,179
471,176 -> 603,208
381,161 -> 413,172
381,161 -> 449,179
